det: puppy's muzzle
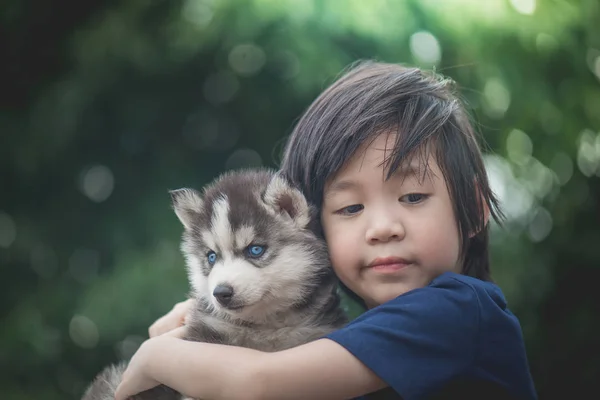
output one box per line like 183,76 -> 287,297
213,284 -> 234,306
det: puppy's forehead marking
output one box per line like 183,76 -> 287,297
201,230 -> 217,251
235,225 -> 255,249
211,196 -> 233,250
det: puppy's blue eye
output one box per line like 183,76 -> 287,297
207,251 -> 217,265
246,245 -> 265,258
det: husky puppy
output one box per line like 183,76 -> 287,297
82,168 -> 347,400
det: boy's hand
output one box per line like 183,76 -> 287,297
149,298 -> 193,337
114,338 -> 162,400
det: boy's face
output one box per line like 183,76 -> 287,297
321,133 -> 461,308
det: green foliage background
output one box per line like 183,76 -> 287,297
1,0 -> 599,398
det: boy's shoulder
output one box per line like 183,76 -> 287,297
427,271 -> 509,312
430,270 -> 502,291
331,273 -> 537,399
350,271 -> 516,336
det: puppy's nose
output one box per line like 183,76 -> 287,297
213,284 -> 234,306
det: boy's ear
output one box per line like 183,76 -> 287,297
263,174 -> 311,228
482,198 -> 490,226
469,183 -> 490,238
169,188 -> 203,230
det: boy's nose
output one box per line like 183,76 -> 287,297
366,215 -> 405,243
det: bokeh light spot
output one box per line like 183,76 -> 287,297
577,129 -> 600,177
115,335 -> 145,360
181,0 -> 214,28
483,78 -> 511,119
550,152 -> 574,186
270,50 -> 300,80
528,207 -> 553,243
69,315 -> 99,349
484,155 -> 535,224
225,148 -> 263,170
229,44 -> 266,77
509,0 -> 536,15
79,165 -> 115,203
506,129 -> 533,165
524,158 -> 554,199
535,33 -> 558,54
409,31 -> 441,65
0,211 -> 16,248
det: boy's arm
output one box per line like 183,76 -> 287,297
149,335 -> 386,400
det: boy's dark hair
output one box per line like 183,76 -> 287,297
280,61 -> 504,282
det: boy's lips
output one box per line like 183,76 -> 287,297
367,256 -> 411,272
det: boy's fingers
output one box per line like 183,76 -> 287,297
163,325 -> 188,338
148,299 -> 192,337
148,316 -> 171,337
180,298 -> 194,323
149,315 -> 182,337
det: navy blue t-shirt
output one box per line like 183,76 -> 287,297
325,272 -> 537,400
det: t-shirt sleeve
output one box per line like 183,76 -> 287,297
325,276 -> 480,400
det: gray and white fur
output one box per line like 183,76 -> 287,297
82,168 -> 348,400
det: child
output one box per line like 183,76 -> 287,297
115,61 -> 538,400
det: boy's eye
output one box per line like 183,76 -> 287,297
207,250 -> 217,265
400,193 -> 428,204
336,204 -> 364,215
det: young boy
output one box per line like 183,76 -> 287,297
116,61 -> 538,400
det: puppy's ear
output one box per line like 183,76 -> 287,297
169,188 -> 203,230
263,174 -> 311,228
